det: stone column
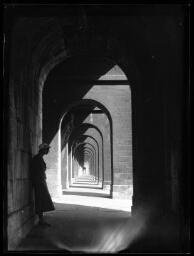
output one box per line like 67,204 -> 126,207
66,144 -> 69,189
44,130 -> 62,197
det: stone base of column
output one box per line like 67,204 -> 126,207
112,185 -> 133,199
65,181 -> 69,189
97,181 -> 102,187
103,181 -> 111,191
103,185 -> 111,190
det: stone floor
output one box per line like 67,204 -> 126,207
16,176 -> 181,253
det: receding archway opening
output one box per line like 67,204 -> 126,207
43,53 -> 133,206
60,100 -> 112,199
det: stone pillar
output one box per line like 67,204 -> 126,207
44,130 -> 62,197
66,144 -> 69,189
71,153 -> 75,183
111,86 -> 133,199
102,123 -> 111,191
68,146 -> 73,185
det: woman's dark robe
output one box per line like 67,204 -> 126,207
31,153 -> 55,214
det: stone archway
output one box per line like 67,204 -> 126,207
51,98 -> 113,197
43,55 -> 133,200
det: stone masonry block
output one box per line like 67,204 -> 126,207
115,172 -> 133,180
114,172 -> 130,180
15,150 -> 22,179
8,213 -> 21,238
8,199 -> 34,235
14,180 -> 23,211
116,149 -> 132,156
115,167 -> 133,174
28,107 -> 35,132
15,151 -> 29,180
114,173 -> 132,185
117,145 -> 132,151
29,131 -> 35,155
14,179 -> 30,212
35,115 -> 40,136
114,161 -> 133,169
114,156 -> 133,163
15,82 -> 23,109
8,180 -> 14,215
8,203 -> 35,250
112,184 -> 132,192
21,152 -> 30,179
115,139 -> 132,145
29,108 -> 40,136
7,148 -> 16,180
114,123 -> 132,132
8,124 -> 17,150
112,185 -> 133,199
16,106 -> 24,123
23,128 -> 30,153
37,116 -> 43,137
114,111 -> 131,118
17,121 -> 24,150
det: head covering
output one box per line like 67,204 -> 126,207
38,143 -> 50,151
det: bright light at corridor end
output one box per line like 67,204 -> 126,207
84,161 -> 90,175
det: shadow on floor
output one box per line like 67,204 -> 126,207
17,200 -> 180,253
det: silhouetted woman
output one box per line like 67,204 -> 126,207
31,143 -> 55,226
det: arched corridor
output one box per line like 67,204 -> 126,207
4,4 -> 190,253
43,56 -> 133,200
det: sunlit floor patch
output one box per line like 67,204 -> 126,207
61,175 -> 132,212
53,194 -> 132,212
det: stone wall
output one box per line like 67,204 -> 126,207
7,79 -> 42,249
